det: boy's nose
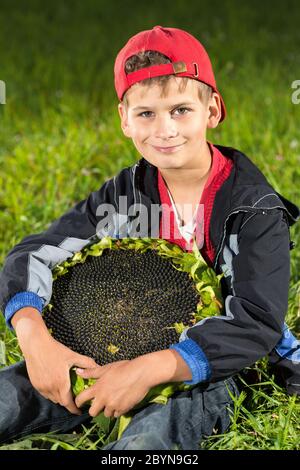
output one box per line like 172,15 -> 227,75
154,115 -> 179,140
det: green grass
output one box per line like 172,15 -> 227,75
0,0 -> 300,450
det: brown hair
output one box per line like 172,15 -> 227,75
122,50 -> 212,108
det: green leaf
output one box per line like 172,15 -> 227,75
179,253 -> 197,272
117,415 -> 132,440
201,290 -> 213,305
191,238 -> 207,264
199,303 -> 220,317
201,268 -> 219,285
169,322 -> 187,334
72,251 -> 85,262
70,368 -> 95,398
71,371 -> 86,397
201,286 -> 216,297
50,441 -> 77,450
148,394 -> 168,405
92,411 -> 112,435
0,439 -> 33,450
101,417 -> 121,445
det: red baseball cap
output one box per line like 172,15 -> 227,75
114,25 -> 226,122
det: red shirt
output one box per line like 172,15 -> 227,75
158,143 -> 234,267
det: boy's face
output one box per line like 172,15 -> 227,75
118,76 -> 221,171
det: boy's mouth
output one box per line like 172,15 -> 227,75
152,144 -> 185,153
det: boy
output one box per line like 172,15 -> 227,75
0,25 -> 300,450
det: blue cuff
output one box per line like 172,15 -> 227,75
4,292 -> 44,330
170,339 -> 211,385
275,322 -> 300,363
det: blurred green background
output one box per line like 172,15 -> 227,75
0,0 -> 300,450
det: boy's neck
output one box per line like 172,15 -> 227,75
158,141 -> 212,191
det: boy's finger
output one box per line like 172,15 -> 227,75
75,387 -> 94,409
60,391 -> 82,415
88,399 -> 105,418
75,366 -> 102,378
72,354 -> 98,369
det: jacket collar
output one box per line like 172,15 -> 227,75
135,144 -> 300,227
213,145 -> 300,226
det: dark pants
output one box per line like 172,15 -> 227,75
0,361 -> 239,450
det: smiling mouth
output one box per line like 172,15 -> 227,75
152,144 -> 184,150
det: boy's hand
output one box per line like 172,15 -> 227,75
12,308 -> 192,417
12,306 -> 97,415
74,358 -> 154,418
24,335 -> 98,415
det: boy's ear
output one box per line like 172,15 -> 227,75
207,92 -> 222,129
118,103 -> 132,138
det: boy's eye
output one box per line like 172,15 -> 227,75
138,107 -> 191,118
175,107 -> 190,115
139,111 -> 153,118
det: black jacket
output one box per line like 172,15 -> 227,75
1,145 -> 300,392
